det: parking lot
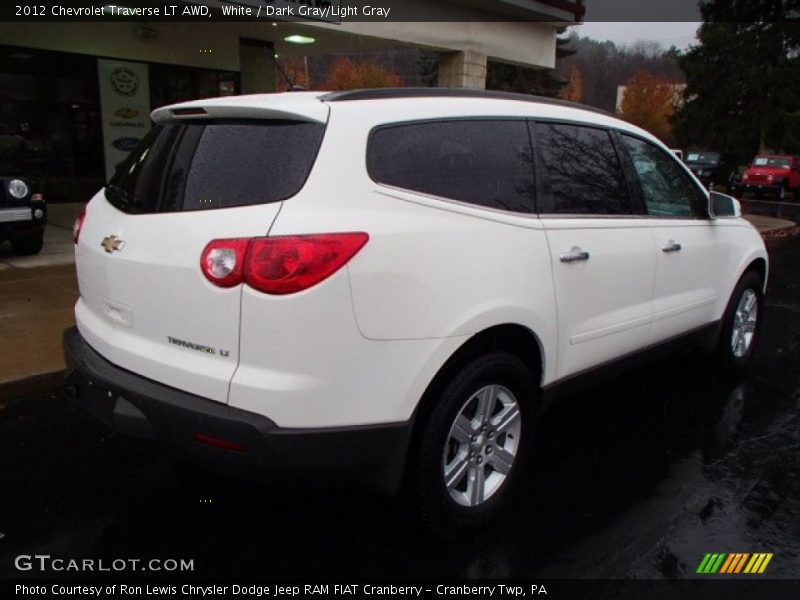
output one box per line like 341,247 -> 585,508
0,234 -> 798,580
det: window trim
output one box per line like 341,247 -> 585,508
365,116 -> 538,216
532,119 -> 637,217
609,129 -> 647,216
615,130 -> 711,221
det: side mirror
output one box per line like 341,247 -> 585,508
710,191 -> 741,218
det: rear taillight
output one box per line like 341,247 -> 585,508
245,233 -> 369,295
73,205 -> 86,245
200,238 -> 249,288
200,233 -> 368,294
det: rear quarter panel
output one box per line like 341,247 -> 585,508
269,100 -> 559,387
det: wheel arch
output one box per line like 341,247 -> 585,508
418,325 -> 544,408
744,256 -> 768,292
403,324 -> 545,483
716,250 -> 767,323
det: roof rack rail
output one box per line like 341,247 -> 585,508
320,88 -> 613,117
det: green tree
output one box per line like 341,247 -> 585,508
417,50 -> 439,87
487,28 -> 576,97
673,0 -> 800,166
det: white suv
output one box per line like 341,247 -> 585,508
64,89 -> 767,532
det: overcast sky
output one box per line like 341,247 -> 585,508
576,22 -> 701,50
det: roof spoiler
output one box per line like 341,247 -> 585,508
151,93 -> 329,124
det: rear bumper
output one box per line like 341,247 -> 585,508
62,327 -> 412,493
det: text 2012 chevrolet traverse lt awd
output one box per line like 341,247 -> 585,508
64,89 -> 767,532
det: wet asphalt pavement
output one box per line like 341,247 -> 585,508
1,238 -> 799,581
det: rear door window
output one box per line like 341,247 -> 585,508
106,120 -> 326,214
367,119 -> 535,213
535,122 -> 631,215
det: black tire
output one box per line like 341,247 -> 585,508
10,230 -> 44,255
777,183 -> 787,201
715,271 -> 763,373
414,352 -> 538,535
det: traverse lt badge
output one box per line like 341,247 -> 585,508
101,235 -> 126,254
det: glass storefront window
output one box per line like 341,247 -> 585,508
0,44 -> 239,203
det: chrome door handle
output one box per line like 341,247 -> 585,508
559,247 -> 590,263
662,241 -> 682,253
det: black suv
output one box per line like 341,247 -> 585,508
684,151 -> 723,189
0,174 -> 46,255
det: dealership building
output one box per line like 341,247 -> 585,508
0,0 -> 582,203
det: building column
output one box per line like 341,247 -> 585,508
239,38 -> 276,94
437,50 -> 487,90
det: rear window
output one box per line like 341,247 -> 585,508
106,120 -> 326,213
367,119 -> 535,213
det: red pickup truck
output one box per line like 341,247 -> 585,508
735,154 -> 800,200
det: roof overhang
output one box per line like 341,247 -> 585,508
449,0 -> 584,22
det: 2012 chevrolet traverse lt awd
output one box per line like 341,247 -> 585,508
64,89 -> 767,532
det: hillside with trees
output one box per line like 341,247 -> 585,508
555,33 -> 684,112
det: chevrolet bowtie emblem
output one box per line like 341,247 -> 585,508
101,235 -> 126,254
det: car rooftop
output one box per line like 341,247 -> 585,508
154,87 -> 615,123
320,87 -> 614,117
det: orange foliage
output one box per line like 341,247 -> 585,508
277,57 -> 310,92
321,57 -> 403,90
560,65 -> 583,102
619,70 -> 678,143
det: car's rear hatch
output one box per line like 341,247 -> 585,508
74,94 -> 328,403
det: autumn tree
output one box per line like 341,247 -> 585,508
555,33 -> 683,111
560,65 -> 583,102
619,71 -> 678,144
321,57 -> 403,90
276,56 -> 310,92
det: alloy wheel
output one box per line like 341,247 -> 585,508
442,384 -> 521,507
731,288 -> 758,358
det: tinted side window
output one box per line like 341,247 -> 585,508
620,134 -> 706,218
535,123 -> 630,215
367,120 -> 535,213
